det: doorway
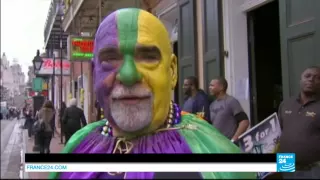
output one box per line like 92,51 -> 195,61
247,0 -> 283,125
173,41 -> 179,103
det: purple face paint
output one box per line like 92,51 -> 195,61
93,11 -> 118,123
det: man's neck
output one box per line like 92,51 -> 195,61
300,92 -> 319,104
216,92 -> 227,100
191,90 -> 198,97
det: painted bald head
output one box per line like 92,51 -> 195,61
93,8 -> 178,135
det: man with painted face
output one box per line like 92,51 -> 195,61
49,8 -> 255,179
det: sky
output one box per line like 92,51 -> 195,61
1,0 -> 51,75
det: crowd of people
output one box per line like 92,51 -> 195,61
181,66 -> 320,179
181,76 -> 250,143
23,98 -> 87,154
0,107 -> 21,120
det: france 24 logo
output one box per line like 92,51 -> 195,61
276,153 -> 295,172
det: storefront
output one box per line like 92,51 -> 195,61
154,0 -> 224,105
156,0 -> 320,126
223,0 -> 320,125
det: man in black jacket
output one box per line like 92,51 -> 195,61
62,98 -> 87,143
182,76 -> 210,122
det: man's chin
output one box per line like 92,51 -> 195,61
114,116 -> 152,133
110,101 -> 153,133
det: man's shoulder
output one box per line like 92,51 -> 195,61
196,90 -> 208,99
211,95 -> 238,105
280,97 -> 297,107
63,120 -> 107,152
225,95 -> 239,102
76,107 -> 84,112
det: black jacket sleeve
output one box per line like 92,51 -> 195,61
80,109 -> 87,127
62,108 -> 68,124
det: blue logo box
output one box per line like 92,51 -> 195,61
276,153 -> 295,172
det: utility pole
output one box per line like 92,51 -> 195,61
59,0 -> 64,144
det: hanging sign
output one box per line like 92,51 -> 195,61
68,36 -> 94,61
32,78 -> 43,92
237,113 -> 281,179
37,58 -> 70,75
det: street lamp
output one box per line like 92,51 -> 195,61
33,50 -> 43,74
32,49 -> 43,152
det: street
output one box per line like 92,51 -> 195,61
1,119 -> 23,179
0,117 -> 63,179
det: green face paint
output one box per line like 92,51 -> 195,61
116,8 -> 142,86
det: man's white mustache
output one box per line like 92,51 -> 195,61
110,85 -> 152,99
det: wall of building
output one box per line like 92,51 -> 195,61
153,0 -> 252,120
222,0 -> 251,118
1,54 -> 14,96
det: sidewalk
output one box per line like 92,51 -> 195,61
26,129 -> 64,179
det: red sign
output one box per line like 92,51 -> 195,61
29,90 -> 48,97
69,36 -> 94,61
72,39 -> 94,52
42,58 -> 70,69
38,58 -> 70,75
29,91 -> 35,97
41,90 -> 48,97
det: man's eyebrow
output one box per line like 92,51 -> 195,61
99,47 -> 119,54
136,45 -> 160,53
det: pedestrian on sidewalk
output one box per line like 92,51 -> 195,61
37,100 -> 55,154
51,108 -> 56,138
25,108 -> 34,140
59,102 -> 66,144
62,98 -> 87,143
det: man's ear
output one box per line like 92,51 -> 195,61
170,54 -> 178,90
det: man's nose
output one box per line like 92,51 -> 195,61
307,76 -> 316,82
116,55 -> 142,86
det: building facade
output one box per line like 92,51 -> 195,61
0,53 -> 26,107
156,0 -> 320,126
10,61 -> 26,93
43,0 -> 320,126
1,53 -> 14,96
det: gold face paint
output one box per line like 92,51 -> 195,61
135,10 -> 178,133
95,9 -> 177,136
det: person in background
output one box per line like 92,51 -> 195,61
209,77 -> 249,142
49,104 -> 56,138
25,108 -> 34,140
22,106 -> 27,117
37,101 -> 55,154
22,106 -> 28,129
278,66 -> 320,179
182,76 -> 210,121
62,98 -> 87,143
59,102 -> 67,144
9,108 -> 14,120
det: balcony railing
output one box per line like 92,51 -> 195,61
43,0 -> 62,48
61,0 -> 84,32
